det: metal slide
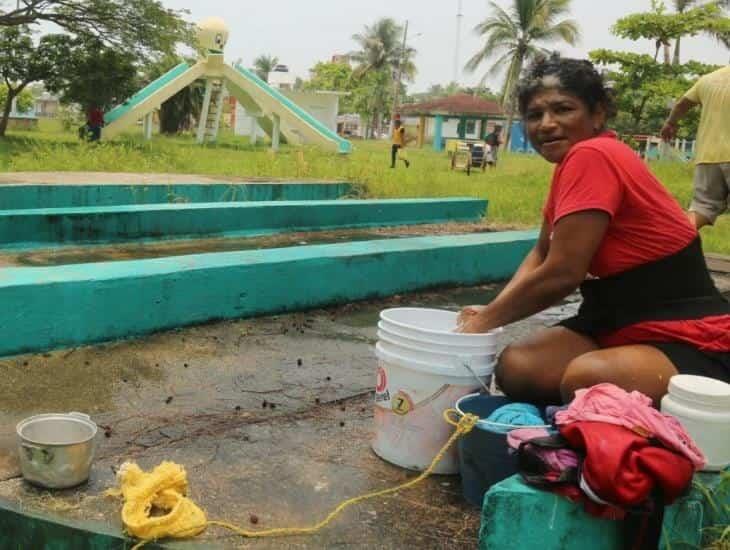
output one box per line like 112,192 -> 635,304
224,65 -> 352,154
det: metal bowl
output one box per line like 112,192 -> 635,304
16,412 -> 97,489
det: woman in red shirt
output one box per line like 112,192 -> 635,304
458,55 -> 730,406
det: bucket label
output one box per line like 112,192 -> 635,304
392,391 -> 414,416
375,366 -> 387,393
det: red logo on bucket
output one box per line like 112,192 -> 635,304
375,367 -> 387,393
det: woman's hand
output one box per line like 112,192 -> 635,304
456,305 -> 495,333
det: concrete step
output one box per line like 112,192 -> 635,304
0,230 -> 536,356
0,198 -> 488,248
0,182 -> 353,209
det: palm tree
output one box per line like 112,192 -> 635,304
253,54 -> 279,82
465,0 -> 580,144
350,18 -> 416,138
672,0 -> 730,64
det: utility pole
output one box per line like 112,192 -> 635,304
389,19 -> 409,135
454,0 -> 463,84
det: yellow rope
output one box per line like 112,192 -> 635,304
127,409 -> 478,549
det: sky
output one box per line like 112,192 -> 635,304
165,0 -> 729,93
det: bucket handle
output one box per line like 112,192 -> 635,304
456,355 -> 491,394
447,406 -> 551,430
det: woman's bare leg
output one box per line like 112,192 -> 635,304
495,326 -> 598,405
560,345 -> 679,407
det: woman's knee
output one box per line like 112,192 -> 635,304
559,353 -> 610,403
496,344 -> 558,403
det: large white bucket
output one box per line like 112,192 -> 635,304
372,308 -> 498,474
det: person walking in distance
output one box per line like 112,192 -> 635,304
661,65 -> 730,229
484,125 -> 503,167
390,119 -> 410,169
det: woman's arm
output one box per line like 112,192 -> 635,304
458,210 -> 609,332
499,221 -> 550,295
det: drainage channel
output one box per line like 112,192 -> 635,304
0,223 -> 496,267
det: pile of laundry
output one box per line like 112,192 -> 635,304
508,383 -> 705,549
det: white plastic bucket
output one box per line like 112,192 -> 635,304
377,331 -> 496,369
661,374 -> 730,471
379,308 -> 500,346
377,322 -> 497,355
372,308 -> 498,475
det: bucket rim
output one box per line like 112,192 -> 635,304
375,342 -> 495,378
16,412 -> 98,446
377,322 -> 497,350
377,331 -> 495,362
455,392 -> 551,430
380,308 -> 501,338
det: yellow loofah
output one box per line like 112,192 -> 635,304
108,461 -> 207,542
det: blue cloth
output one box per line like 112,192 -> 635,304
485,403 -> 544,434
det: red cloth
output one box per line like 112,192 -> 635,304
543,132 -> 730,351
87,107 -> 104,127
559,421 -> 694,508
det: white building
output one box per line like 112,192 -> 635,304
234,65 -> 344,142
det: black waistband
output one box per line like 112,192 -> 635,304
576,237 -> 729,332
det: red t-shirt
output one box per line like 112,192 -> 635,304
543,131 -> 730,351
88,107 -> 104,127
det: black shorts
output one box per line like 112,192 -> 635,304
559,317 -> 730,383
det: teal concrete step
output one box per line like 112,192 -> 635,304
0,198 -> 488,248
479,473 -> 727,550
0,230 -> 536,356
0,182 -> 353,209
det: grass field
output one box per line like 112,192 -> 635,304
2,119 -> 729,254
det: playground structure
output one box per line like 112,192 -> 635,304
101,17 -> 352,154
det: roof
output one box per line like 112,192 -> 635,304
401,94 -> 504,117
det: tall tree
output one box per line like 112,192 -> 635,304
465,0 -> 580,144
0,26 -> 71,136
0,0 -> 192,56
349,17 -> 416,137
612,1 -> 729,66
44,37 -> 138,113
253,55 -> 279,82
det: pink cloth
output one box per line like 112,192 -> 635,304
507,428 -> 551,450
508,427 -> 579,471
555,383 -> 706,470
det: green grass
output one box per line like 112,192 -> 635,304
2,123 -> 729,254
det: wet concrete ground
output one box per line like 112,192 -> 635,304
0,284 -> 533,549
0,222 -> 498,267
1,272 -> 728,549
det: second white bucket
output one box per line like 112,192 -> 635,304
372,308 -> 498,475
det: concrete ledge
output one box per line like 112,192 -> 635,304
0,230 -> 536,356
0,497 -> 144,550
0,182 -> 353,209
479,473 -> 725,550
0,198 -> 488,247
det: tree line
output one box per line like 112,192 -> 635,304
0,0 -> 727,139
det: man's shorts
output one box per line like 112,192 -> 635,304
690,163 -> 730,224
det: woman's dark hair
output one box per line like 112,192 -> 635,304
516,54 -> 616,119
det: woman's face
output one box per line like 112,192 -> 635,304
524,87 -> 606,164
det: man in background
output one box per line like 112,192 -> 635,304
662,65 -> 730,229
390,118 -> 410,169
484,125 -> 503,167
